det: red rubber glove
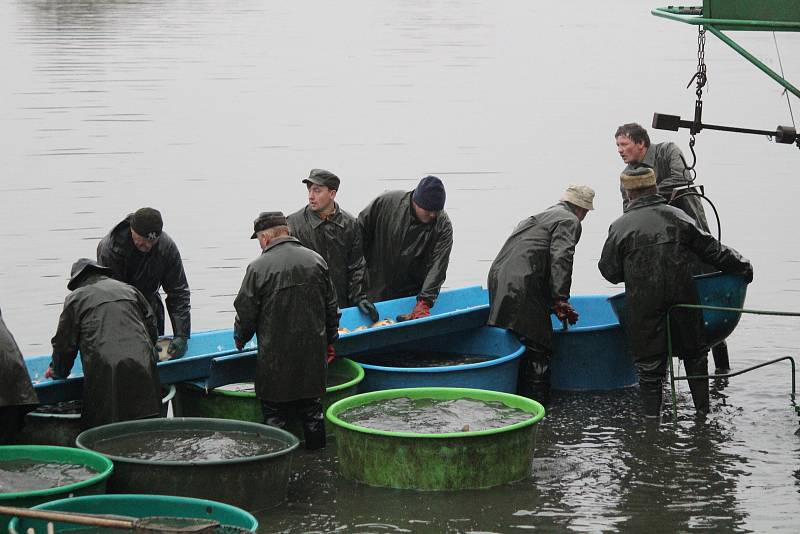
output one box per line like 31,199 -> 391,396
44,365 -> 55,379
326,344 -> 336,364
234,337 -> 245,351
396,299 -> 431,322
552,299 -> 579,325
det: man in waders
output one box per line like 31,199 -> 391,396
47,258 -> 162,429
97,207 -> 191,359
614,123 -> 731,373
358,175 -> 453,320
0,308 -> 38,443
233,212 -> 339,450
487,185 -> 595,406
599,168 -> 753,418
287,168 -> 378,321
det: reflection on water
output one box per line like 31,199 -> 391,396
2,0 -> 800,531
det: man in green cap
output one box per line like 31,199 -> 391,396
599,168 -> 753,419
97,207 -> 191,359
287,169 -> 378,322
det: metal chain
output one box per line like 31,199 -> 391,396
682,26 -> 708,178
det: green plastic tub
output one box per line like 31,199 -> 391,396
76,417 -> 299,512
17,385 -> 176,448
0,445 -> 113,532
8,493 -> 258,533
176,358 -> 364,428
326,387 -> 545,490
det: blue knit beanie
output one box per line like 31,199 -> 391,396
412,175 -> 446,212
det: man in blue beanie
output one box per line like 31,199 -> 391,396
358,175 -> 453,320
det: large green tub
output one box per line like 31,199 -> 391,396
17,385 -> 176,448
0,445 -> 113,531
75,417 -> 298,512
8,493 -> 258,533
175,358 -> 364,429
326,387 -> 545,490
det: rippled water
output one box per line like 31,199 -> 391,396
0,460 -> 97,493
2,0 -> 799,531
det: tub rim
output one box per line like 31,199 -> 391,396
354,344 -> 525,374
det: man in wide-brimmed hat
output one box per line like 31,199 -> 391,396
46,258 -> 162,429
233,212 -> 339,450
487,184 -> 595,406
97,207 -> 191,359
599,168 -> 753,419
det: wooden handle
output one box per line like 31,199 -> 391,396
0,505 -> 134,529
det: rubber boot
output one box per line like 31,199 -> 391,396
518,349 -> 551,407
684,356 -> 710,415
298,398 -> 326,451
261,401 -> 289,430
639,378 -> 663,420
712,341 -> 730,374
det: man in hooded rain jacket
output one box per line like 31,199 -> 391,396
97,207 -> 190,359
487,185 -> 595,406
233,212 -> 339,450
0,308 -> 38,443
599,168 -> 753,418
614,122 -> 731,373
358,175 -> 453,320
47,258 -> 162,429
287,168 -> 378,322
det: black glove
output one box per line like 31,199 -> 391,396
357,299 -> 379,323
167,336 -> 188,358
741,263 -> 754,284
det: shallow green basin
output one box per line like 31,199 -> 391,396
326,387 -> 545,490
0,445 -> 113,531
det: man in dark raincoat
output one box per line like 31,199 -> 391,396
358,175 -> 453,320
615,123 -> 731,373
599,168 -> 753,418
233,212 -> 339,450
487,185 -> 595,405
47,258 -> 162,429
0,308 -> 38,443
97,207 -> 191,359
287,168 -> 378,322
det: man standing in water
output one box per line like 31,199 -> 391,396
487,185 -> 594,406
97,207 -> 191,359
614,122 -> 731,373
0,308 -> 38,443
233,212 -> 339,450
47,258 -> 162,429
358,175 -> 453,320
287,168 -> 378,321
599,168 -> 752,418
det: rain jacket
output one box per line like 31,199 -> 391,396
50,273 -> 162,429
97,215 -> 191,338
599,194 -> 751,360
287,203 -> 366,308
233,236 -> 339,403
487,202 -> 582,351
620,142 -> 710,232
0,309 -> 38,410
358,190 -> 453,305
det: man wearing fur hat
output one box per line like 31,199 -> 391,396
46,258 -> 162,429
599,168 -> 753,419
487,185 -> 595,406
233,212 -> 339,450
97,207 -> 191,359
358,175 -> 453,321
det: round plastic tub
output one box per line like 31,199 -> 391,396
17,385 -> 176,447
175,358 -> 364,427
353,326 -> 524,393
326,387 -> 545,490
75,417 -> 298,512
0,445 -> 113,532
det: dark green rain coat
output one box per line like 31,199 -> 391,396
233,237 -> 339,403
0,309 -> 38,436
358,190 -> 453,305
487,202 -> 582,352
51,274 -> 162,429
599,194 -> 752,360
287,204 -> 366,308
97,215 -> 191,338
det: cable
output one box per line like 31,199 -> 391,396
772,32 -> 796,129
